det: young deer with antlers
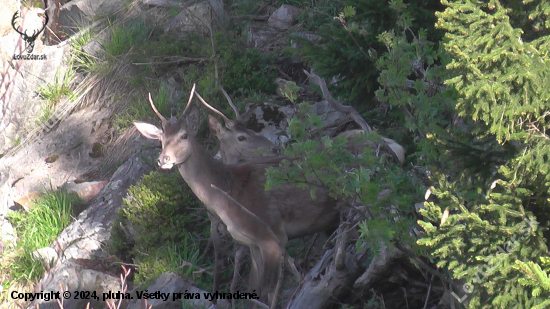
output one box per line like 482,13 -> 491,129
200,72 -> 405,169
133,86 -> 339,308
205,86 -> 279,165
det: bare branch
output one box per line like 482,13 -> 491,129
132,57 -> 206,65
303,70 -> 372,134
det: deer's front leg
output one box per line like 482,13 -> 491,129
207,212 -> 224,304
230,246 -> 246,308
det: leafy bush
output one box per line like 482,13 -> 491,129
266,102 -> 422,253
294,0 -> 444,123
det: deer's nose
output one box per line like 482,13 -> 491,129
158,155 -> 170,166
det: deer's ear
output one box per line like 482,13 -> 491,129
185,105 -> 200,137
208,115 -> 224,137
240,103 -> 257,124
134,121 -> 162,140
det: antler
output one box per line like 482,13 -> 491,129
218,86 -> 241,119
195,91 -> 233,125
147,84 -> 196,124
196,86 -> 260,129
181,83 -> 196,117
303,69 -> 372,134
148,93 -> 167,124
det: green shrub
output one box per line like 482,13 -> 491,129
111,170 -> 211,287
294,0 -> 444,121
217,34 -> 278,97
124,171 -> 203,247
266,102 -> 422,253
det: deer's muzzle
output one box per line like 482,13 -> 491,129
157,155 -> 174,169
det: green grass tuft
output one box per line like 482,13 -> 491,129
104,20 -> 151,58
35,67 -> 75,126
2,189 -> 81,288
70,28 -> 105,74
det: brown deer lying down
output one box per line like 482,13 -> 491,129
133,86 -> 339,308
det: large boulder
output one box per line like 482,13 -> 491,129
164,0 -> 227,35
59,0 -> 127,34
0,40 -> 70,154
267,4 -> 301,30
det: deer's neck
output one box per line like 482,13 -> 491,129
176,141 -> 230,213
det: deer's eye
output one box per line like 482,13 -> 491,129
237,135 -> 247,142
182,133 -> 188,139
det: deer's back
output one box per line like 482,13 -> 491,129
226,161 -> 339,241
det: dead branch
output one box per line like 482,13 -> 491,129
303,70 -> 372,134
132,57 -> 206,65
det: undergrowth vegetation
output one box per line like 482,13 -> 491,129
35,68 -> 75,127
109,170 -> 213,289
1,189 -> 81,300
293,0 -> 444,128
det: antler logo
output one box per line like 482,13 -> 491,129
11,6 -> 49,54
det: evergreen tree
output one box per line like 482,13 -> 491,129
418,0 -> 550,308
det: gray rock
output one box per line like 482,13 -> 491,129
31,247 -> 59,270
0,0 -> 18,36
268,4 -> 301,30
0,7 -> 61,155
59,0 -> 126,34
0,216 -> 16,252
290,32 -> 322,49
164,0 -> 226,35
0,105 -> 109,214
291,32 -> 322,42
247,22 -> 279,49
0,42 -> 70,154
32,259 -> 121,309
